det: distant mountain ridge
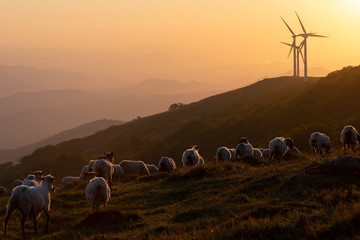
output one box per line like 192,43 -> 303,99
0,119 -> 123,164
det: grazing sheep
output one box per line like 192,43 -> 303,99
269,137 -> 294,161
253,148 -> 263,159
120,160 -> 150,177
182,145 -> 201,166
216,147 -> 231,161
259,149 -> 271,159
23,174 -> 42,187
112,164 -> 124,180
61,176 -> 80,184
3,175 -> 56,236
79,166 -> 89,179
23,179 -> 38,187
340,125 -> 360,151
62,171 -> 97,184
229,148 -> 237,160
0,187 -> 7,197
146,164 -> 159,174
31,170 -> 44,184
309,132 -> 330,155
93,159 -> 114,190
12,180 -> 23,188
158,157 -> 176,172
236,142 -> 253,158
86,177 -> 111,210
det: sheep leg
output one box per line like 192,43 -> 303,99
108,176 -> 112,191
21,215 -> 26,235
32,215 -> 38,234
3,206 -> 15,236
44,211 -> 50,234
269,153 -> 273,162
312,146 -> 316,155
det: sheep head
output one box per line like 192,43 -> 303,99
239,137 -> 249,144
284,138 -> 294,149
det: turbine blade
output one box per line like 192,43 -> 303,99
287,45 -> 294,58
300,50 -> 305,62
280,42 -> 292,47
308,33 -> 328,38
280,17 -> 295,35
295,12 -> 307,33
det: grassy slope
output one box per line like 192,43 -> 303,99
2,148 -> 360,239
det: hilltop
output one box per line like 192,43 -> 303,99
1,66 -> 360,185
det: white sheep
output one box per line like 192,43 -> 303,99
3,175 -> 56,236
309,132 -> 331,155
259,149 -> 271,159
269,137 -> 294,161
236,142 -> 253,158
146,164 -> 159,174
216,147 -> 231,161
229,148 -> 237,160
340,125 -> 360,151
93,159 -> 115,190
86,177 -> 111,210
112,164 -> 125,180
182,145 -> 201,166
253,148 -> 263,159
62,171 -> 97,184
120,160 -> 150,177
158,157 -> 176,172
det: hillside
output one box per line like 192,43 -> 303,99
2,150 -> 360,239
0,119 -> 123,164
1,66 -> 360,185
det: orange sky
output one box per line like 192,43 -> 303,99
0,0 -> 359,87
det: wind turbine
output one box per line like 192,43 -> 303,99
280,17 -> 298,77
281,41 -> 304,77
295,12 -> 327,82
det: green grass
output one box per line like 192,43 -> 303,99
2,148 -> 360,239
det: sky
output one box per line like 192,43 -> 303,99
0,0 -> 359,87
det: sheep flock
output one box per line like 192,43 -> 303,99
2,124 -> 360,237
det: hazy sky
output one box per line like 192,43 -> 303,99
1,0 -> 359,86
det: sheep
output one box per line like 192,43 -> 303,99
253,148 -> 263,159
269,137 -> 294,161
79,166 -> 89,179
31,170 -> 44,185
259,149 -> 271,159
146,164 -> 159,174
23,179 -> 38,187
239,137 -> 249,144
3,175 -> 56,236
0,187 -> 7,197
340,125 -> 360,151
182,145 -> 201,166
236,142 -> 253,158
309,132 -> 330,155
93,159 -> 115,190
23,174 -> 42,187
86,177 -> 111,210
158,157 -> 176,172
229,148 -> 237,160
216,147 -> 231,161
119,160 -> 150,177
62,171 -> 97,184
112,164 -> 124,180
61,176 -> 80,184
12,180 -> 23,188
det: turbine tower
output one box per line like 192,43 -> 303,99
280,17 -> 297,77
295,12 -> 327,82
